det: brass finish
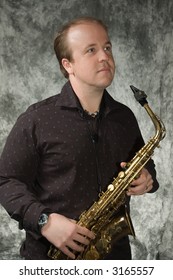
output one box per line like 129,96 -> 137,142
48,86 -> 166,260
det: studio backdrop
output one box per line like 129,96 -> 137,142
0,0 -> 172,259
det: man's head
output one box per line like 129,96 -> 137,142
54,17 -> 109,78
54,16 -> 115,90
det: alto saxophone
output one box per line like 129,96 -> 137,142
48,85 -> 166,260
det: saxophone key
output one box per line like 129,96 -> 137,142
118,171 -> 125,179
107,184 -> 114,191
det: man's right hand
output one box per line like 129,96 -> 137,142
41,213 -> 95,259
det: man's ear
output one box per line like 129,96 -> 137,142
62,58 -> 73,75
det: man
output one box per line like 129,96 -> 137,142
0,17 -> 158,260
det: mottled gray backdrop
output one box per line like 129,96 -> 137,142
0,0 -> 172,260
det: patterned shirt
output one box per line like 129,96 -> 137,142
0,81 -> 159,259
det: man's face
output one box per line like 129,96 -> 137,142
64,22 -> 115,91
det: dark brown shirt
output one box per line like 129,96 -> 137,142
0,81 -> 159,259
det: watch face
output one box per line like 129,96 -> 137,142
38,213 -> 49,228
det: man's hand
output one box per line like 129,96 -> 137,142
120,162 -> 153,196
41,213 -> 95,259
127,167 -> 153,195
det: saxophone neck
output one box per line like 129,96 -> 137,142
143,103 -> 166,142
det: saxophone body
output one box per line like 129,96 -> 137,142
48,86 -> 166,260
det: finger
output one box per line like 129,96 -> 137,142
131,174 -> 146,185
126,189 -> 143,196
61,246 -> 76,260
127,183 -> 152,196
126,189 -> 138,196
147,177 -> 154,187
73,234 -> 90,246
120,162 -> 127,169
67,240 -> 85,252
145,183 -> 153,192
126,184 -> 145,195
69,219 -> 77,224
77,226 -> 95,240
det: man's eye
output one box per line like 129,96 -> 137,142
104,46 -> 112,52
87,48 -> 95,53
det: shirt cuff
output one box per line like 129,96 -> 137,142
22,202 -> 52,238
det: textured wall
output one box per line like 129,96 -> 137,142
0,0 -> 172,259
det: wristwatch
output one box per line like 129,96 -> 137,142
38,213 -> 49,230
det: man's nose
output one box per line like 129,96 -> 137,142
98,49 -> 110,62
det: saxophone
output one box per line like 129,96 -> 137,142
48,85 -> 166,260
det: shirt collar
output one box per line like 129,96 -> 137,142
55,81 -> 81,110
55,80 -> 120,116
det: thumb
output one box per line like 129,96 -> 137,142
69,219 -> 77,224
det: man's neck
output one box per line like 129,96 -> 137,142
70,81 -> 104,113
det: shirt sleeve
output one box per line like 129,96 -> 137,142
0,112 -> 51,237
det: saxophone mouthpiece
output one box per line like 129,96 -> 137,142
130,85 -> 148,106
